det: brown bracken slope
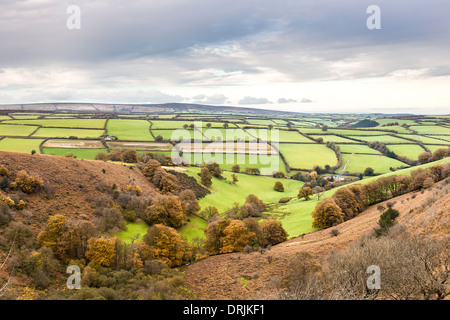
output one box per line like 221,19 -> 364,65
185,179 -> 450,300
0,150 -> 157,233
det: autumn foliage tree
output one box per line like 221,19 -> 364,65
312,198 -> 344,229
220,219 -> 257,253
144,194 -> 186,228
85,237 -> 118,267
200,167 -> 212,188
298,187 -> 313,201
143,224 -> 193,267
260,220 -> 288,246
274,181 -> 284,192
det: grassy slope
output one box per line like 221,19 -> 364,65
279,143 -> 337,169
0,138 -> 44,153
107,119 -> 153,141
271,157 -> 450,238
338,153 -> 408,174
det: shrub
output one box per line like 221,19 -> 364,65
123,210 -> 137,222
13,170 -> 43,194
274,181 -> 284,192
330,228 -> 340,237
260,220 -> 288,246
231,164 -> 241,173
0,166 -> 9,176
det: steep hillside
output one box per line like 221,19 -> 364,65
185,178 -> 450,299
0,150 -> 157,233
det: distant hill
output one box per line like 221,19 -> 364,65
350,119 -> 379,128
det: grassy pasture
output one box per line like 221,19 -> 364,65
396,134 -> 448,144
0,124 -> 39,136
425,145 -> 450,153
32,128 -> 104,138
3,119 -> 106,129
279,143 -> 337,169
348,135 -> 411,144
0,138 -> 44,153
336,144 -> 381,155
245,119 -> 276,126
107,119 -> 153,141
410,126 -> 450,135
184,168 -> 304,214
309,134 -> 357,143
387,144 -> 427,160
338,153 -> 407,174
374,118 -> 417,126
115,221 -> 149,244
271,157 -> 450,238
181,152 -> 287,174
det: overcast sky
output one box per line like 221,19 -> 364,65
0,0 -> 449,114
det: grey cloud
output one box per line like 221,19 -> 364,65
278,98 -> 297,104
239,96 -> 271,105
301,98 -> 313,103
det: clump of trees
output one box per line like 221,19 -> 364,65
311,162 -> 450,229
418,147 -> 450,165
204,218 -> 288,255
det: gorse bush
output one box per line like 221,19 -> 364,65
11,170 -> 43,194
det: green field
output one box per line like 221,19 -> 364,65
178,216 -> 208,241
279,143 -> 337,169
32,128 -> 104,138
336,144 -> 381,154
276,130 -> 314,143
271,157 -> 450,238
185,168 -> 304,214
115,221 -> 149,244
396,134 -> 447,144
348,135 -> 411,144
387,144 -> 427,160
425,145 -> 450,153
0,138 -> 44,153
410,126 -> 450,135
43,148 -> 107,159
309,134 -> 358,143
0,124 -> 39,136
3,119 -> 106,129
338,153 -> 407,174
107,119 -> 153,141
182,153 -> 287,174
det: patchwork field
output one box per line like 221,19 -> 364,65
32,128 -> 104,138
3,118 -> 106,129
309,134 -> 357,143
348,135 -> 411,144
176,141 -> 276,155
0,138 -> 44,153
338,153 -> 407,174
181,152 -> 286,174
410,125 -> 450,135
336,144 -> 381,154
43,139 -> 104,149
279,143 -> 337,169
0,124 -> 39,136
107,119 -> 153,141
107,141 -> 173,151
387,144 -> 427,160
